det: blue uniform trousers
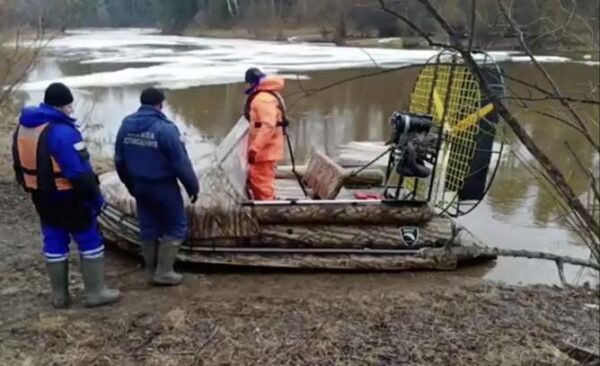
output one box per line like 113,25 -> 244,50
42,221 -> 104,262
132,179 -> 187,242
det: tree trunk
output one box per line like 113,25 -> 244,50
415,0 -> 600,262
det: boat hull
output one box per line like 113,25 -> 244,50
99,204 -> 496,271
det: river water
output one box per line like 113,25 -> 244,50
18,29 -> 600,285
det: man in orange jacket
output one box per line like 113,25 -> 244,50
243,68 -> 287,200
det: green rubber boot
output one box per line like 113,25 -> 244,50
80,256 -> 121,308
153,239 -> 183,286
141,240 -> 158,281
45,260 -> 70,309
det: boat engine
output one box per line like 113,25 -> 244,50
387,111 -> 438,178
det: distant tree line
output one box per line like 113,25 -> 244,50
2,0 -> 598,48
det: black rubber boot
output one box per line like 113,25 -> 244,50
45,260 -> 70,309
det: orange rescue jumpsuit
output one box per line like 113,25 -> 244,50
246,76 -> 286,200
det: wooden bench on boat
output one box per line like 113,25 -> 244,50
276,150 -> 351,200
302,150 -> 347,200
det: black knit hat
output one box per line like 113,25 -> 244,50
44,82 -> 74,107
140,87 -> 165,106
245,67 -> 265,84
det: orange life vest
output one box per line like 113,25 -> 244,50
243,89 -> 289,128
12,123 -> 73,191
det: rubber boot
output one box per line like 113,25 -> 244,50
80,256 -> 121,308
153,239 -> 183,286
45,261 -> 70,309
141,241 -> 158,281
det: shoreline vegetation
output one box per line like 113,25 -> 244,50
184,26 -> 600,56
1,0 -> 598,54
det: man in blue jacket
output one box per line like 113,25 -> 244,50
12,83 -> 120,309
115,88 -> 199,286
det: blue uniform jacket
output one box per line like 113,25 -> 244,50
114,106 -> 199,197
17,103 -> 104,211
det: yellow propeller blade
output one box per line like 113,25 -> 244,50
432,88 -> 444,121
451,103 -> 494,135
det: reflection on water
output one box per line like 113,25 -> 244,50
19,51 -> 599,286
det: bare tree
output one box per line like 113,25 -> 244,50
377,0 -> 599,268
0,2 -> 51,180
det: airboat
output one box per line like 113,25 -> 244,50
98,50 -> 506,271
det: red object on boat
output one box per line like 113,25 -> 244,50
354,192 -> 384,200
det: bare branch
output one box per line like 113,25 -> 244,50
565,141 -> 600,203
532,109 -> 588,136
556,259 -> 569,287
374,0 -> 600,261
285,62 -> 455,110
467,0 -> 477,54
496,0 -> 599,153
376,0 -> 450,49
500,93 -> 600,106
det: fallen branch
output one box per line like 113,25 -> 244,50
558,341 -> 600,366
431,246 -> 600,272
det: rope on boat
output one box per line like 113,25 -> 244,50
283,125 -> 308,197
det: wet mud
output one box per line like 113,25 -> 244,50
0,182 -> 598,365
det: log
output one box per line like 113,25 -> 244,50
558,341 -> 600,366
275,165 -> 385,187
420,246 -> 600,271
244,202 -> 434,225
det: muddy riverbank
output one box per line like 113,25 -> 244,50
1,181 -> 598,365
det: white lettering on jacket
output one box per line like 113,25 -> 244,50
123,132 -> 158,148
